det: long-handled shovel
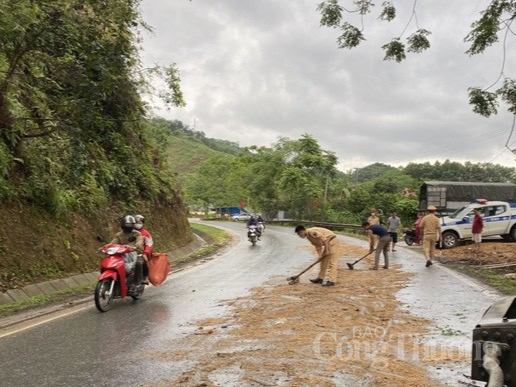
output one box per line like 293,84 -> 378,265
346,251 -> 374,270
287,256 -> 325,285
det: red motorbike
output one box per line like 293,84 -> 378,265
94,244 -> 145,312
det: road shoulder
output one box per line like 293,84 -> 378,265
0,223 -> 234,327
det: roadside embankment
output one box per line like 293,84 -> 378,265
0,222 -> 232,317
0,201 -> 193,293
437,240 -> 516,294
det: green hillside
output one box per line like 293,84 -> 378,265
168,134 -> 229,175
151,118 -> 247,178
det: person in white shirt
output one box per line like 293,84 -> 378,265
387,211 -> 401,252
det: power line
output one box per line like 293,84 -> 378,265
388,126 -> 511,164
489,115 -> 516,163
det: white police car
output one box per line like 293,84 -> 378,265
441,199 -> 516,248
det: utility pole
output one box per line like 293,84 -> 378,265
322,174 -> 330,222
352,167 -> 359,185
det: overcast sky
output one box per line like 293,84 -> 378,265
140,0 -> 516,172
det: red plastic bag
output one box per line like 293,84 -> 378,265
148,253 -> 171,286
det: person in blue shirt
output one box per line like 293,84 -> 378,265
362,221 -> 390,270
246,215 -> 262,239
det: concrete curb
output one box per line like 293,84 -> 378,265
0,233 -> 207,306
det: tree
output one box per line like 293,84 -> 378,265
187,154 -> 250,210
317,0 -> 516,117
276,134 -> 338,219
245,146 -> 286,217
370,170 -> 418,194
0,0 -> 186,211
353,162 -> 398,183
185,134 -> 339,220
403,160 -> 516,182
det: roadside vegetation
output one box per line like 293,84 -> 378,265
165,117 -> 516,228
446,265 -> 516,295
0,1 -> 193,291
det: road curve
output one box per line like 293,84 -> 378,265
0,222 -> 503,386
0,221 -> 313,387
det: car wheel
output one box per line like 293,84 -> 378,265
442,231 -> 458,249
510,226 -> 516,242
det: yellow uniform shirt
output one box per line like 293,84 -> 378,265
420,214 -> 442,236
367,215 -> 380,226
306,227 -> 337,254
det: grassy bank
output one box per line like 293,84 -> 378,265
171,223 -> 232,266
0,201 -> 193,292
445,263 -> 516,294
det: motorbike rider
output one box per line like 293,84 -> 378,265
106,215 -> 144,289
246,215 -> 262,240
257,214 -> 265,231
134,214 -> 154,285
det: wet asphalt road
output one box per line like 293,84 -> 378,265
0,221 -> 315,387
338,234 -> 502,384
0,222 -> 505,387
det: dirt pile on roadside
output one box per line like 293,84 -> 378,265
439,241 -> 516,266
144,244 -> 466,387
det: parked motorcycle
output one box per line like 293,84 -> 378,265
248,225 -> 259,246
94,244 -> 145,312
403,228 -> 417,246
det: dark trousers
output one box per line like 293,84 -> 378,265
134,256 -> 144,284
143,259 -> 149,277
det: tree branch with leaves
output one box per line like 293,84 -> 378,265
317,0 -> 516,117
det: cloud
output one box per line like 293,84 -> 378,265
140,0 -> 516,171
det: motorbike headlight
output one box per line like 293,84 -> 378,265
107,247 -> 118,255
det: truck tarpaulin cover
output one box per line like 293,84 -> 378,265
421,181 -> 516,203
148,253 -> 171,286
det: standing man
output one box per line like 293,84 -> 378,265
295,225 -> 339,287
387,211 -> 401,252
367,208 -> 381,252
362,222 -> 390,270
419,205 -> 442,267
472,208 -> 484,254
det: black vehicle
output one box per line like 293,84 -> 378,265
403,228 -> 417,246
